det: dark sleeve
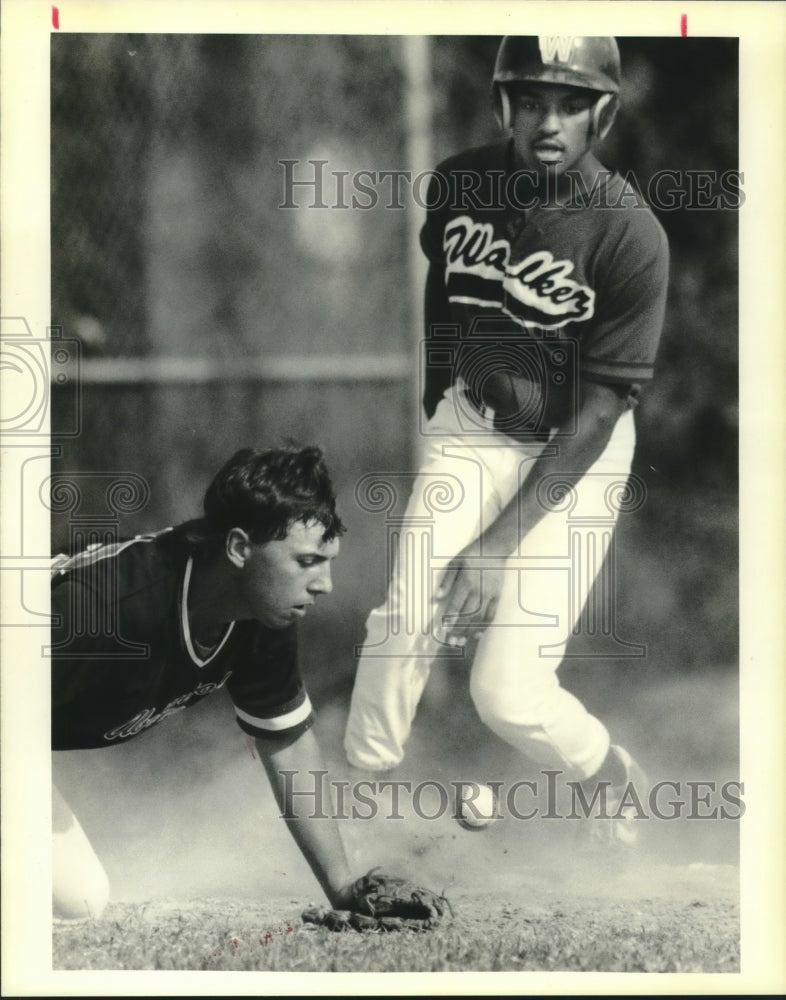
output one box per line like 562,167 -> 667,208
50,573 -> 156,749
226,625 -> 315,742
419,169 -> 449,266
580,216 -> 670,385
50,577 -> 102,715
421,261 -> 457,419
419,167 -> 457,419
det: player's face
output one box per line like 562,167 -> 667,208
242,520 -> 340,628
510,83 -> 595,176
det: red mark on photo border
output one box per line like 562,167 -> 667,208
681,14 -> 688,37
52,6 -> 60,30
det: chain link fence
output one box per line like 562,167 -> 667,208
50,34 -> 739,677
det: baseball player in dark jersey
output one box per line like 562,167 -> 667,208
344,37 -> 669,841
52,445 -> 359,919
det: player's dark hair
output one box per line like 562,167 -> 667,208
195,444 -> 346,547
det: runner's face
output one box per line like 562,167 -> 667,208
510,82 -> 595,176
242,520 -> 339,628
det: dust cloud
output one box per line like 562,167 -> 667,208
52,667 -> 739,910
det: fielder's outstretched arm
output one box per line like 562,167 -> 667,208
255,728 -> 355,909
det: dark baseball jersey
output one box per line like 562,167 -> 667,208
420,139 -> 669,427
50,527 -> 314,750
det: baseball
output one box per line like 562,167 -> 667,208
456,782 -> 499,831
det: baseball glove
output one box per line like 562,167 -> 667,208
301,868 -> 452,932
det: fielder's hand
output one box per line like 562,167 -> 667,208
302,869 -> 452,933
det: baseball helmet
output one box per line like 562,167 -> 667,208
492,36 -> 621,135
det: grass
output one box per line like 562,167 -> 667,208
52,891 -> 739,973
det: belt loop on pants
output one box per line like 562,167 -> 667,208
457,385 -> 553,443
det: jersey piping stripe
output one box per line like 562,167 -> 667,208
50,532 -> 165,580
449,295 -> 503,309
233,695 -> 313,732
181,556 -> 235,668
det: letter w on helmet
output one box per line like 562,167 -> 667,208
492,35 -> 621,138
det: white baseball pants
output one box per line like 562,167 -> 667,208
53,781 -> 110,920
344,386 -> 637,780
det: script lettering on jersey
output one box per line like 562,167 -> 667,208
443,216 -> 595,328
103,671 -> 233,741
444,218 -> 510,279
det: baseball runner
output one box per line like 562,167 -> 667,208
51,445 -> 449,929
344,37 -> 669,838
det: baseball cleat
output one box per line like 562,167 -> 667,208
583,744 -> 648,848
